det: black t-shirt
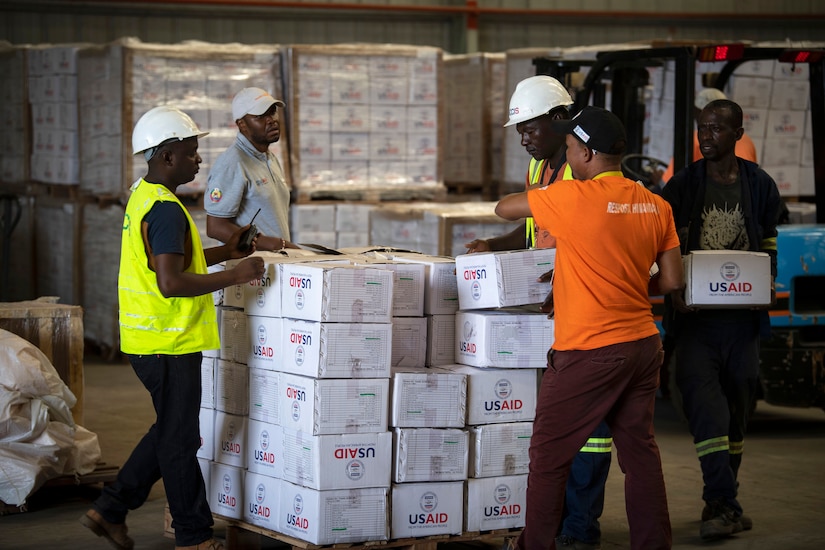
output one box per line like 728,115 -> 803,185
700,176 -> 750,251
144,201 -> 188,256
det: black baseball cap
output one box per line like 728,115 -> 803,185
551,106 -> 627,155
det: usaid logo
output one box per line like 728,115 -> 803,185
293,494 -> 304,515
259,430 -> 270,450
295,290 -> 305,310
256,483 -> 266,504
420,491 -> 438,513
346,459 -> 365,480
494,379 -> 512,399
494,483 -> 511,505
226,420 -> 237,442
255,288 -> 266,308
223,473 -> 232,494
257,324 -> 267,345
720,262 -> 740,281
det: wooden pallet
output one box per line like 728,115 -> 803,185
219,516 -> 520,550
0,463 -> 119,516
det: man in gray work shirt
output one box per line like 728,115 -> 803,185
205,87 -> 294,251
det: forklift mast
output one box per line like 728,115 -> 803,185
533,45 -> 825,222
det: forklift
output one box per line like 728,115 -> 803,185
535,44 -> 825,411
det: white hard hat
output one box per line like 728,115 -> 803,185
131,106 -> 209,155
694,88 -> 727,110
504,75 -> 574,127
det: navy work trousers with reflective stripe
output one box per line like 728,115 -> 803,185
561,420 -> 612,544
674,315 -> 759,514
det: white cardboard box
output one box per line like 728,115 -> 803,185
390,367 -> 467,428
279,372 -> 390,435
392,427 -> 469,483
391,481 -> 464,539
352,260 -> 426,317
248,367 -> 279,424
213,411 -> 248,468
280,318 -> 392,378
246,419 -> 282,478
464,475 -> 527,532
455,309 -> 553,369
210,462 -> 244,520
455,249 -> 555,310
683,250 -> 772,308
247,316 -> 283,371
469,422 -> 533,478
280,263 -> 394,323
197,407 -> 215,460
219,308 -> 249,365
766,109 -> 807,138
215,360 -> 249,416
280,428 -> 392,490
442,365 -> 538,425
279,480 -> 389,545
243,471 -> 281,530
390,253 -> 459,315
426,314 -> 457,366
391,317 -> 428,368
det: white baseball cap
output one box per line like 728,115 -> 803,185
694,88 -> 727,110
232,87 -> 286,121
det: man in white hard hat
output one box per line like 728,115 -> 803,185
656,88 -> 758,187
80,106 -> 265,550
468,75 -> 613,550
205,87 -> 294,252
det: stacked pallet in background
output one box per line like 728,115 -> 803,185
442,53 -> 506,199
0,43 -> 29,185
286,43 -> 445,201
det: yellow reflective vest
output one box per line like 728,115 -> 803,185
118,178 -> 219,355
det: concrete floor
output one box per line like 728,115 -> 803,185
1,352 -> 824,550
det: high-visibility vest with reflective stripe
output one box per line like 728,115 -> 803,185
525,158 -> 573,249
579,437 -> 613,453
118,178 -> 219,355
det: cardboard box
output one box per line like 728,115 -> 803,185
391,317 -> 428,368
392,427 -> 469,482
683,251 -> 772,308
246,419 -> 282,478
455,249 -> 555,310
279,480 -> 389,544
390,367 -> 467,428
280,429 -> 392,490
766,109 -> 807,138
248,367 -> 280,424
213,411 -> 248,468
352,260 -> 426,317
464,475 -> 527,532
247,316 -> 283,371
197,407 -> 215,460
243,471 -> 281,530
215,360 -> 249,416
279,372 -> 390,435
442,365 -> 538,425
455,309 -> 553,369
210,462 -> 244,520
469,422 -> 533,478
280,318 -> 392,378
390,481 -> 464,539
426,314 -> 457,366
280,263 -> 394,323
390,252 -> 459,315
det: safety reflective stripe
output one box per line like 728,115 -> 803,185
695,435 -> 729,458
525,158 -> 544,249
579,437 -> 613,453
729,440 -> 744,455
760,236 -> 777,251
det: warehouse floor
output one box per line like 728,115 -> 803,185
2,352 -> 824,550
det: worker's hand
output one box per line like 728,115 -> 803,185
233,256 -> 265,284
670,289 -> 696,314
465,239 -> 491,254
226,224 -> 258,259
540,289 -> 554,318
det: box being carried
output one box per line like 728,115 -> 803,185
683,250 -> 772,308
455,249 -> 555,310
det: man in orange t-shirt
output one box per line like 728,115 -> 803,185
496,106 -> 685,550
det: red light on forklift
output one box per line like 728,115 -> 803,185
777,49 -> 824,64
698,44 -> 745,62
